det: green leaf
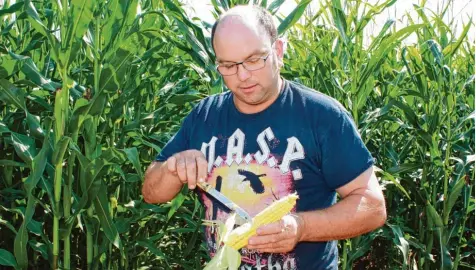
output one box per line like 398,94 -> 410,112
0,217 -> 18,234
367,19 -> 395,52
93,183 -> 124,256
184,226 -> 200,257
123,147 -> 143,179
52,136 -> 71,166
175,20 -> 213,71
387,224 -> 409,267
14,196 -> 36,269
0,79 -> 27,110
28,241 -> 48,260
0,2 -> 24,17
137,240 -> 166,259
426,202 -> 444,228
66,0 -> 95,42
267,0 -> 285,14
26,219 -> 43,236
380,171 -> 411,199
87,93 -> 107,116
102,0 -> 137,48
393,99 -> 422,129
9,52 -> 60,92
125,173 -> 140,183
25,1 -> 49,37
167,94 -> 202,106
11,132 -> 37,164
0,160 -> 27,167
64,0 -> 95,60
0,122 -> 10,134
76,158 -> 107,211
24,139 -> 50,195
26,112 -> 45,139
69,98 -> 89,132
329,0 -> 348,44
442,19 -> 472,59
98,35 -> 140,94
347,233 -> 380,264
426,39 -> 443,65
54,87 -> 72,136
0,249 -> 17,268
444,176 -> 466,224
167,191 -> 186,221
137,138 -> 162,153
436,228 -> 453,270
277,0 -> 312,36
359,24 -> 424,89
39,176 -> 56,214
387,163 -> 421,174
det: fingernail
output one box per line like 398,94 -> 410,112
198,178 -> 204,183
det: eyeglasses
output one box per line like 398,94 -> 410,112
216,53 -> 272,76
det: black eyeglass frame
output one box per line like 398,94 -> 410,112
215,53 -> 273,76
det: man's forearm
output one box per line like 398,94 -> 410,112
142,161 -> 183,204
298,191 -> 386,242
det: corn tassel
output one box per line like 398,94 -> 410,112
223,193 -> 299,250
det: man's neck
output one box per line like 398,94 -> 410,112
234,77 -> 283,114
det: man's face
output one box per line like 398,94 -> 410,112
213,17 -> 283,113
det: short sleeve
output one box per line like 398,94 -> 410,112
319,105 -> 374,190
155,111 -> 195,162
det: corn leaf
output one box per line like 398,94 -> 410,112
0,249 -> 18,268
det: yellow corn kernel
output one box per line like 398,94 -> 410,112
224,193 -> 299,250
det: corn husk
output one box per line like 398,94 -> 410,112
203,193 -> 299,270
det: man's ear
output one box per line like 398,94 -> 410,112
273,38 -> 285,68
274,38 -> 285,60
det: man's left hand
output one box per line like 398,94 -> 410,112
246,214 -> 304,253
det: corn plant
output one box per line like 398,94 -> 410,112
282,0 -> 474,269
0,0 -> 213,268
0,0 -> 474,269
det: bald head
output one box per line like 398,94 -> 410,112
211,5 -> 277,51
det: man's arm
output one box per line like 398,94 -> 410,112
142,150 -> 208,204
298,166 -> 386,242
142,161 -> 183,204
247,166 -> 386,253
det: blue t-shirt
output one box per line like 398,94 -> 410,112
156,79 -> 374,269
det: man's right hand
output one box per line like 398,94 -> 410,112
166,150 -> 208,190
142,150 -> 208,204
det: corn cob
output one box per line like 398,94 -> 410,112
223,193 -> 299,250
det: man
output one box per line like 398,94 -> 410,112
142,5 -> 386,269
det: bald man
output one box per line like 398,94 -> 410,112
142,5 -> 386,269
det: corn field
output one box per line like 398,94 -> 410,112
0,0 -> 474,269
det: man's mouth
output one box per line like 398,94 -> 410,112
240,84 -> 258,92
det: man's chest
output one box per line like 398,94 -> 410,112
189,124 -> 315,181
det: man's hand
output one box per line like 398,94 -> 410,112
166,150 -> 208,189
246,214 -> 304,253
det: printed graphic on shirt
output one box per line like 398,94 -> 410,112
200,127 -> 305,269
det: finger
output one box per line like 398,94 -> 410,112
256,246 -> 291,254
248,233 -> 285,246
256,220 -> 284,236
195,156 -> 208,183
185,156 -> 197,189
249,239 -> 294,253
175,156 -> 187,183
167,156 -> 177,174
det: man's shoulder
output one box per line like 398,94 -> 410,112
286,80 -> 346,115
192,91 -> 232,117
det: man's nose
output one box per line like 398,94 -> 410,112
236,64 -> 251,81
